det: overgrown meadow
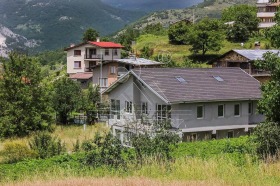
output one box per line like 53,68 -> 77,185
1,125 -> 280,186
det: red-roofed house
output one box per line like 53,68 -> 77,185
64,39 -> 124,89
65,39 -> 162,91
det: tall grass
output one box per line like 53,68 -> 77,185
2,155 -> 280,185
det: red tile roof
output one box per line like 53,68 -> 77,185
69,73 -> 93,80
89,42 -> 124,48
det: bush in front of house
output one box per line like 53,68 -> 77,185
29,132 -> 66,159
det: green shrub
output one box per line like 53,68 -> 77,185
253,122 -> 280,158
1,141 -> 36,163
29,132 -> 66,159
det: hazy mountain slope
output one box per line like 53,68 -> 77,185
101,0 -> 203,12
0,24 -> 37,57
124,0 -> 256,31
0,0 -> 145,51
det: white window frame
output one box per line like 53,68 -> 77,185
196,105 -> 204,119
156,104 -> 171,121
218,104 -> 224,118
110,66 -> 116,74
99,78 -> 108,88
113,49 -> 118,56
125,101 -> 132,113
141,102 -> 148,115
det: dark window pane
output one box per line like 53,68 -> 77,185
197,106 -> 203,118
234,104 -> 240,116
218,105 -> 224,117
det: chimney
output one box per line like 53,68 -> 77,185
96,37 -> 100,42
254,41 -> 260,50
70,43 -> 75,47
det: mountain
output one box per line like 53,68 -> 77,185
0,0 -> 145,52
0,24 -> 37,57
101,0 -> 203,12
122,0 -> 257,31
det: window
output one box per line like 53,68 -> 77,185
114,49 -> 118,56
105,49 -> 109,56
99,78 -> 108,87
125,101 -> 132,113
227,131 -> 234,138
175,76 -> 186,83
213,76 -> 224,82
141,102 -> 148,115
74,50 -> 81,56
218,104 -> 224,117
197,105 -> 204,119
157,104 -> 171,121
110,66 -> 116,74
74,61 -> 81,69
234,104 -> 240,116
111,99 -> 120,119
248,102 -> 253,115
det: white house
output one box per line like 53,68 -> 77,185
103,68 -> 264,143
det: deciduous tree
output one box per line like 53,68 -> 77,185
189,18 -> 224,55
0,53 -> 53,137
82,28 -> 99,42
53,77 -> 81,124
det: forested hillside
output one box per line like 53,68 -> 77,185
124,0 -> 256,31
0,0 -> 144,51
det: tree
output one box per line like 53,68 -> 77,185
168,21 -> 192,45
226,22 -> 250,42
253,52 -> 280,157
80,85 -> 100,124
140,46 -> 154,59
266,11 -> 280,48
189,18 -> 224,55
222,5 -> 259,42
116,28 -> 140,52
0,53 -> 53,137
142,23 -> 165,36
53,77 -> 81,124
82,28 -> 99,42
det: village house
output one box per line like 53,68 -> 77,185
103,68 -> 264,143
65,39 -> 162,91
208,49 -> 280,82
257,0 -> 280,28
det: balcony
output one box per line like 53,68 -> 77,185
243,69 -> 270,76
84,54 -> 102,60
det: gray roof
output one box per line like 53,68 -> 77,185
233,49 -> 280,61
114,58 -> 162,66
130,68 -> 261,104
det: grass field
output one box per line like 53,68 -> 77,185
1,126 -> 280,186
134,33 -> 272,66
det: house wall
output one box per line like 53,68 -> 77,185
91,62 -> 118,90
108,75 -> 166,124
213,51 -> 249,68
171,101 -> 264,129
67,44 -> 89,74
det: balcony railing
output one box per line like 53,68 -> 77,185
84,54 -> 102,59
243,69 -> 270,76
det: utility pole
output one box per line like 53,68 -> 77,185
100,50 -> 103,103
